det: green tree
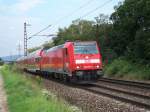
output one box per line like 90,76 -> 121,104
53,19 -> 95,45
28,46 -> 41,53
110,0 -> 150,63
42,41 -> 54,49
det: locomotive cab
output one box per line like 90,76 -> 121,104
64,41 -> 103,82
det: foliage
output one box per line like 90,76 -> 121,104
110,0 -> 150,63
0,65 -> 75,112
0,58 -> 4,65
42,41 -> 54,50
28,46 -> 40,53
28,41 -> 54,53
105,58 -> 150,80
53,19 -> 95,45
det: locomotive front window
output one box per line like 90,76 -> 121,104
74,43 -> 99,54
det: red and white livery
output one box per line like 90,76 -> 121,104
17,41 -> 103,83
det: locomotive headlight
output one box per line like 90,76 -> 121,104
75,59 -> 101,64
76,66 -> 80,69
96,65 -> 100,68
90,59 -> 100,63
75,60 -> 85,64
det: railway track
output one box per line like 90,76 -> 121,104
79,78 -> 150,109
27,72 -> 150,110
99,77 -> 150,89
82,86 -> 150,109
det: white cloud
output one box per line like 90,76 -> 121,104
0,0 -> 45,14
13,0 -> 45,12
9,26 -> 15,30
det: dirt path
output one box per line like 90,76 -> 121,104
0,74 -> 8,112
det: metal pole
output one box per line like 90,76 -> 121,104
24,22 -> 27,56
96,24 -> 99,45
18,43 -> 21,56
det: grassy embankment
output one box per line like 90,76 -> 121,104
0,65 -> 77,112
104,58 -> 150,80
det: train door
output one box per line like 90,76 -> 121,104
39,50 -> 46,71
35,56 -> 41,70
63,48 -> 69,73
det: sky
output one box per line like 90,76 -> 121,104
0,0 -> 123,57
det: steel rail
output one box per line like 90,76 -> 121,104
93,84 -> 150,100
82,86 -> 150,110
99,78 -> 150,89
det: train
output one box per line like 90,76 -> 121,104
16,41 -> 104,83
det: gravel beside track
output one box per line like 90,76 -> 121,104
43,79 -> 149,112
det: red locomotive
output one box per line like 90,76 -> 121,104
17,41 -> 103,83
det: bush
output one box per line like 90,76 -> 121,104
0,61 -> 4,66
104,59 -> 150,80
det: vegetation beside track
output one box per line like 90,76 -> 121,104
104,58 -> 150,80
0,65 -> 78,112
0,58 -> 4,65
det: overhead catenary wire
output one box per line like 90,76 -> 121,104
49,0 -> 113,32
28,25 -> 51,39
80,0 -> 113,19
28,0 -> 95,39
28,0 -> 113,40
51,0 -> 95,26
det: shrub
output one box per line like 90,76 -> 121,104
104,59 -> 150,80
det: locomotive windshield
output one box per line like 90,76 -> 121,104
74,42 -> 99,54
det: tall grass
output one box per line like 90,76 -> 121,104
104,59 -> 150,80
0,65 -> 76,112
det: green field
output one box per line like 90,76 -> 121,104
0,65 -> 79,112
